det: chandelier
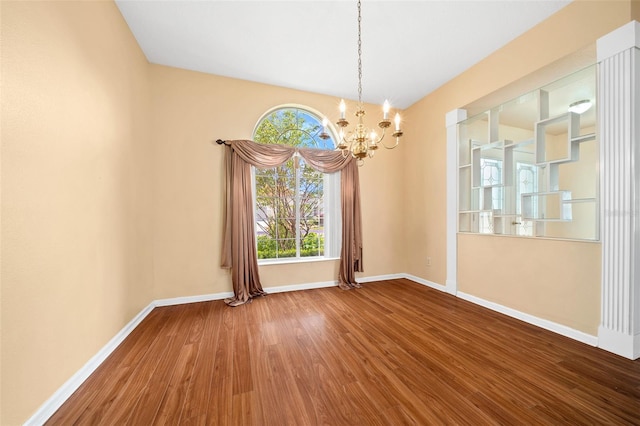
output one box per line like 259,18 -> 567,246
320,0 -> 403,166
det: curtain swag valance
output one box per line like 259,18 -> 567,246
221,140 -> 363,306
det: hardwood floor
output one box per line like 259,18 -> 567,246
47,279 -> 640,425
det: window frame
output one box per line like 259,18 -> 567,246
252,105 -> 341,265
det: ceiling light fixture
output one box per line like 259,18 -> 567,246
568,99 -> 592,114
319,0 -> 402,166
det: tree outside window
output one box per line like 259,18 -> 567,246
253,107 -> 339,260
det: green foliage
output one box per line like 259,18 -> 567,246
254,108 -> 328,260
254,109 -> 322,148
257,233 -> 324,259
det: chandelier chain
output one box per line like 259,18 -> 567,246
357,0 -> 362,106
332,0 -> 402,165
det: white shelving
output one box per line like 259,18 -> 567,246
521,191 -> 572,221
457,65 -> 598,240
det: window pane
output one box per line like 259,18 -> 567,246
255,195 -> 275,236
301,232 -> 324,257
276,238 -> 296,258
253,106 -> 339,261
256,236 -> 276,259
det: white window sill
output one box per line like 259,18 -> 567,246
258,256 -> 340,266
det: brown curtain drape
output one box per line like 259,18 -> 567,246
221,140 -> 294,306
221,139 -> 363,306
335,156 -> 363,288
221,140 -> 363,306
298,147 -> 363,289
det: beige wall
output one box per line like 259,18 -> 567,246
1,1 -> 153,424
632,0 -> 640,21
149,64 -> 405,299
1,0 -> 638,423
457,234 -> 601,334
0,3 -> 406,422
403,0 -> 633,335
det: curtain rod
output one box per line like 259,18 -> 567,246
216,139 -> 230,146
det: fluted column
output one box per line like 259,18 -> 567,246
597,20 -> 640,360
446,109 -> 467,296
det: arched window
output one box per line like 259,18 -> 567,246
253,106 -> 341,261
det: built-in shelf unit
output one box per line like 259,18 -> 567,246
458,65 -> 598,240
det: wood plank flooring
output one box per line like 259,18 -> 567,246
47,279 -> 640,425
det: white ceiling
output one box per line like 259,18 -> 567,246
115,0 -> 571,109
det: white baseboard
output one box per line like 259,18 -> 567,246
154,281 -> 341,304
22,280 -> 339,424
598,326 -> 640,360
24,302 -> 156,426
357,273 -> 405,283
403,277 -> 599,348
401,273 -> 448,292
457,291 -> 598,347
265,280 -> 337,293
264,274 -> 409,293
445,279 -> 457,295
25,273 -> 602,424
154,291 -> 234,307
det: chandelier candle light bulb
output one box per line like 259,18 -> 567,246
334,0 -> 403,165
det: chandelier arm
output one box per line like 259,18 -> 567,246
341,129 -> 355,144
378,136 -> 400,150
372,126 -> 387,144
